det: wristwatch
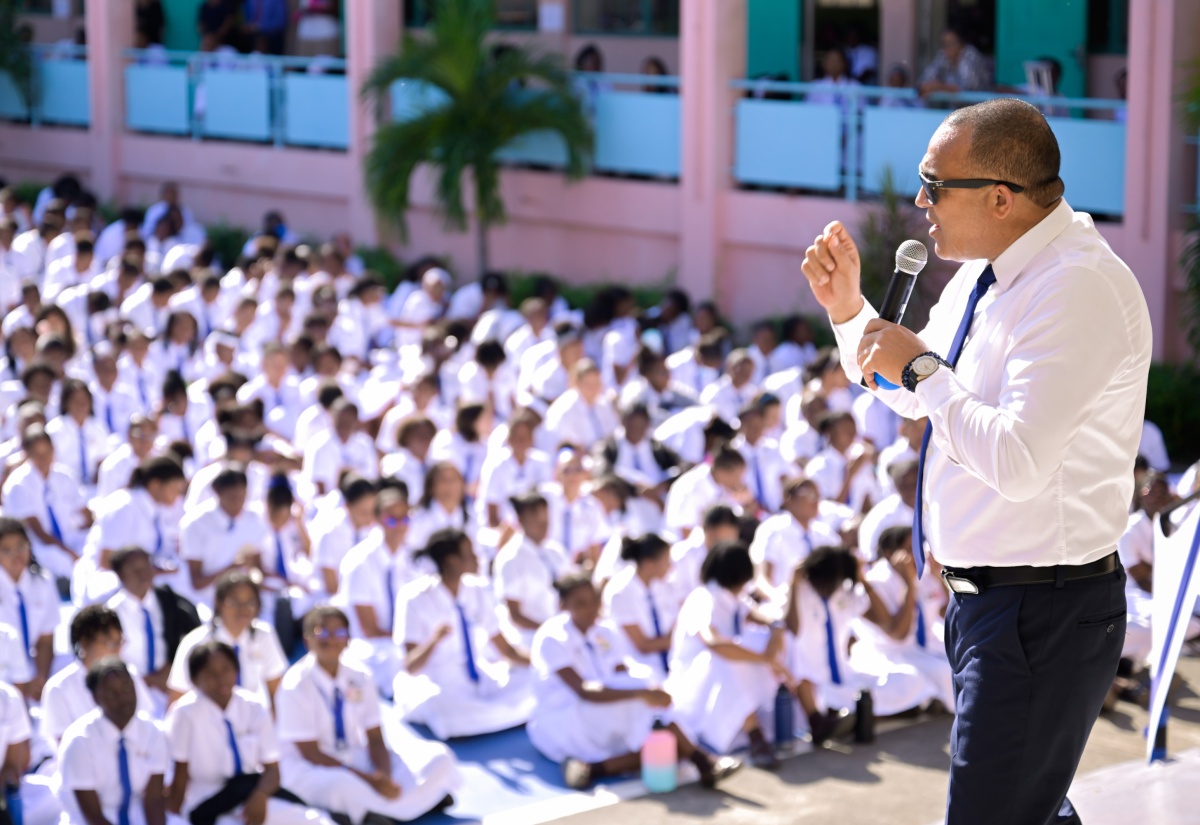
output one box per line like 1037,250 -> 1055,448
902,352 -> 951,393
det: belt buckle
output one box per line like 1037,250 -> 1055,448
942,569 -> 980,595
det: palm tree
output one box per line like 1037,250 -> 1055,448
361,0 -> 593,276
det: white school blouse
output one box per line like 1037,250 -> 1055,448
275,655 -> 382,763
475,448 -> 553,524
335,533 -> 418,638
394,574 -> 501,679
0,680 -> 30,753
749,513 -> 837,590
179,501 -> 270,606
2,461 -> 88,553
57,709 -> 170,825
45,414 -> 110,486
531,613 -> 626,711
108,588 -> 169,675
0,565 -> 58,656
493,536 -> 573,627
41,661 -> 154,743
603,567 -> 681,673
167,620 -> 288,702
166,688 -> 281,814
670,582 -> 755,670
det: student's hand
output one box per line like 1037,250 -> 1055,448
433,625 -> 453,643
370,773 -> 402,800
801,222 -> 864,325
23,676 -> 45,702
892,550 -> 918,585
641,688 -> 672,709
770,659 -> 794,688
79,507 -> 95,528
243,790 -> 269,825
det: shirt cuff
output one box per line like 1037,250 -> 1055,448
830,300 -> 879,384
913,365 -> 955,412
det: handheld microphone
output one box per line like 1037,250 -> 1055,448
865,240 -> 929,390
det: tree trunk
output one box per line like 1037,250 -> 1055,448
476,215 -> 490,278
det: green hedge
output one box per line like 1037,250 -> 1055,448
1145,363 -> 1200,469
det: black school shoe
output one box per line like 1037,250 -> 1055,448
699,756 -> 744,788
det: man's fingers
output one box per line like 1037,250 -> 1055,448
813,236 -> 837,273
802,245 -> 829,286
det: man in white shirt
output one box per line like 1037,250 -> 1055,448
666,330 -> 725,399
802,98 -> 1151,825
121,275 -> 176,338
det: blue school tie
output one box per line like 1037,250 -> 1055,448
583,638 -> 605,679
104,400 -> 116,435
232,644 -> 242,686
45,482 -> 64,542
332,687 -> 347,750
751,452 -> 765,504
151,511 -> 163,558
456,601 -> 480,683
823,597 -> 842,685
912,265 -> 997,578
274,532 -> 288,582
225,718 -> 243,775
143,605 -> 156,673
16,590 -> 30,660
78,427 -> 88,484
732,607 -> 741,638
117,736 -> 132,825
136,372 -> 148,408
647,589 -> 670,673
463,452 -> 475,486
915,601 -> 927,648
384,564 -> 396,632
588,405 -> 604,441
631,444 -> 644,474
562,507 -> 572,556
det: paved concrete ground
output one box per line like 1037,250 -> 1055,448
554,656 -> 1200,825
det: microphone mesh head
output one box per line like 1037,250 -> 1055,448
895,240 -> 929,275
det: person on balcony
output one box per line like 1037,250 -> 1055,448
917,28 -> 991,98
244,0 -> 288,55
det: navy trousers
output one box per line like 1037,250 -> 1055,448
944,565 -> 1126,825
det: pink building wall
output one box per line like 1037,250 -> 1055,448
0,0 -> 1194,361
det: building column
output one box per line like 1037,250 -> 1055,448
345,0 -> 403,247
879,0 -> 918,82
84,0 -> 133,201
1122,0 -> 1199,360
678,0 -> 746,311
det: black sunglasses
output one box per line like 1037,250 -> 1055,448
918,172 -> 1025,205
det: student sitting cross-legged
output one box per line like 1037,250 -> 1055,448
528,572 -> 741,790
165,640 -> 335,825
392,528 -> 536,739
275,607 -> 460,824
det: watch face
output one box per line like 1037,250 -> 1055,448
913,355 -> 940,376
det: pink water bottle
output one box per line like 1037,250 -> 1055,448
641,719 -> 678,793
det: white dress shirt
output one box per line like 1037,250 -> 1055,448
275,655 -> 382,763
90,382 -> 142,442
493,535 -> 573,629
57,710 -> 170,825
543,390 -> 620,451
857,494 -> 915,561
379,448 -> 427,506
167,620 -> 288,702
237,374 -> 304,441
833,201 -> 1153,567
108,587 -> 169,675
749,512 -> 837,590
335,533 -> 418,638
734,434 -> 788,512
179,501 -> 269,606
540,484 -> 608,559
394,574 -> 501,680
41,661 -> 154,743
475,448 -> 553,525
302,430 -> 379,498
699,377 -> 759,424
664,465 -> 738,536
0,566 -> 58,661
46,414 -> 110,487
2,461 -> 88,561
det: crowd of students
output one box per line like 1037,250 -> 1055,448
0,177 -> 1190,824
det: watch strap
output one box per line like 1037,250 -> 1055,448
902,351 -> 951,393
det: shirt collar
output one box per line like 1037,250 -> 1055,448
989,199 -> 1074,292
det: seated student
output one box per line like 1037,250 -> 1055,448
602,534 -> 680,682
309,475 -> 378,599
664,444 -> 752,539
167,573 -> 288,708
494,493 -> 574,649
2,674 -> 60,825
275,607 -> 460,824
405,462 -> 480,566
165,641 -> 335,825
804,411 -> 879,514
56,659 -> 184,825
590,475 -> 666,583
429,402 -> 493,499
0,518 -> 59,702
107,546 -> 201,702
475,409 -> 552,531
529,572 -> 741,790
379,416 -> 437,507
846,527 -> 954,715
541,448 -> 609,568
593,402 -> 681,493
749,477 -> 837,599
1,425 -> 89,582
393,529 -> 535,738
42,606 -> 156,747
669,504 -> 742,600
75,455 -> 188,606
179,465 -> 269,609
259,474 -> 319,657
302,399 -> 379,500
334,487 -> 420,698
667,541 -> 787,768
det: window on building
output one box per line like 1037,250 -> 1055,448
406,0 -> 538,30
1087,0 -> 1128,54
573,0 -> 680,36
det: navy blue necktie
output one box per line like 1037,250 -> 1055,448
45,482 -> 64,542
456,601 -> 480,683
912,265 -> 997,578
915,600 -> 928,648
732,607 -> 741,637
225,718 -> 243,775
16,590 -> 30,661
332,687 -> 347,750
142,605 -> 156,673
117,736 -> 132,825
823,596 -> 842,685
646,588 -> 670,673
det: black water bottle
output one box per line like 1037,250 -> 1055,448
855,690 -> 876,744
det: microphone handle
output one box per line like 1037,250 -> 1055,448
862,268 -> 917,390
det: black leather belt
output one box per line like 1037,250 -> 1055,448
941,552 -> 1120,595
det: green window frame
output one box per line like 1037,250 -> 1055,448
572,0 -> 679,36
405,0 -> 539,31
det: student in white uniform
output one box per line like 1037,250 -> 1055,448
2,673 -> 61,825
493,493 -> 574,649
457,341 -> 516,424
0,518 -> 58,701
165,641 -> 335,825
275,607 -> 460,824
858,460 -> 917,564
529,573 -> 741,790
540,447 -> 607,566
749,477 -> 837,598
732,402 -> 788,514
848,527 -> 955,714
41,606 -> 156,747
75,456 -> 188,606
428,402 -> 492,498
301,400 -> 379,500
96,415 -> 159,501
804,411 -> 879,513
45,378 -> 109,492
259,474 -> 320,650
667,541 -> 787,768
334,488 -> 419,698
542,360 -> 619,450
405,463 -> 479,566
393,528 -> 535,738
669,505 -> 743,600
1,426 -> 89,581
152,312 -> 203,384
375,374 -> 453,454
167,573 -> 288,707
55,659 -> 185,825
699,349 -> 759,425
474,410 -> 551,530
664,444 -> 750,538
602,535 -> 680,682
310,476 -> 378,598
590,475 -> 665,582
180,466 -> 270,609
378,416 -> 436,506
236,343 -> 304,442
